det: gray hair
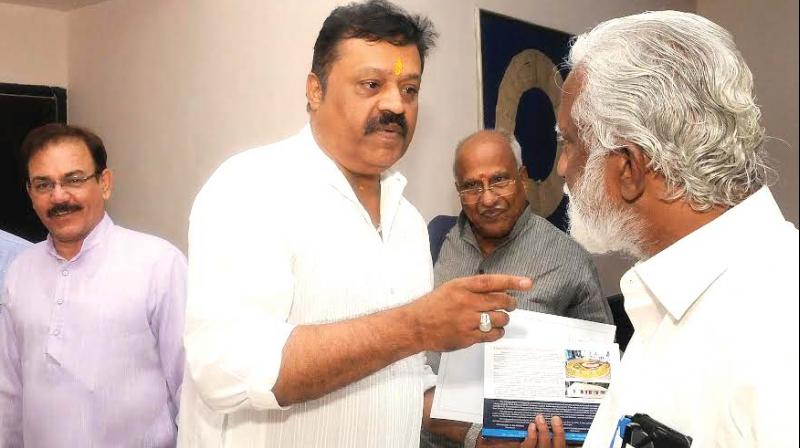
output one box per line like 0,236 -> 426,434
453,129 -> 523,176
567,10 -> 771,210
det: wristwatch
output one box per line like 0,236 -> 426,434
464,423 -> 482,448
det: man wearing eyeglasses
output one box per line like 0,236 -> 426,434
422,130 -> 611,448
0,123 -> 187,446
442,130 -> 609,323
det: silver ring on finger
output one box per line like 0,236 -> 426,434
479,312 -> 492,333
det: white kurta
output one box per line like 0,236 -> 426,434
178,125 -> 434,447
583,188 -> 799,448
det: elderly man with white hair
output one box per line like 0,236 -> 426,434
421,129 -> 611,448
532,9 -> 799,448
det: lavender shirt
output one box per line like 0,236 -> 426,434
0,214 -> 187,447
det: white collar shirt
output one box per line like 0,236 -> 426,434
584,187 -> 799,448
179,125 -> 434,447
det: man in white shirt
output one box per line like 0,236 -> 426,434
531,10 -> 799,448
0,229 -> 31,292
178,1 -> 531,447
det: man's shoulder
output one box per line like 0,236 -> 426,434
3,241 -> 49,293
0,231 -> 34,271
729,240 -> 796,302
193,129 -> 307,211
109,224 -> 186,264
518,212 -> 592,260
0,230 -> 32,251
684,232 -> 798,338
720,221 -> 797,291
5,240 -> 47,268
397,196 -> 428,228
218,131 -> 305,177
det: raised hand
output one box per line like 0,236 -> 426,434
411,274 -> 532,352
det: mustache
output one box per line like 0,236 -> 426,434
364,112 -> 408,137
47,203 -> 83,218
479,205 -> 507,215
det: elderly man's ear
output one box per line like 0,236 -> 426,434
608,143 -> 649,203
519,165 -> 529,191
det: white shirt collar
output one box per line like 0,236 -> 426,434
46,212 -> 113,262
298,124 -> 408,237
626,187 -> 785,321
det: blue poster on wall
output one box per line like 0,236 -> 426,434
479,10 -> 572,231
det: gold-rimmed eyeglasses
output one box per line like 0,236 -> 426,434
456,178 -> 518,204
28,170 -> 102,196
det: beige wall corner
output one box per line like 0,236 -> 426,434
0,3 -> 68,87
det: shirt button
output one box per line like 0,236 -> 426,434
57,298 -> 64,305
61,270 -> 69,276
52,329 -> 60,336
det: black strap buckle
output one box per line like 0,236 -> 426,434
621,413 -> 693,448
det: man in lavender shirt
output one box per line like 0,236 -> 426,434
0,124 -> 187,447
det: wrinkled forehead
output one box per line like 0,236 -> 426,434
455,137 -> 517,181
557,72 -> 585,132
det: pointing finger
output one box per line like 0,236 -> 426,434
459,274 -> 532,294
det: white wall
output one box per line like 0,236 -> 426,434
0,2 -> 68,86
698,0 -> 799,226
66,0 -> 694,297
68,0 -> 335,252
3,0 -> 796,296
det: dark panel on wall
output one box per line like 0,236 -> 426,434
0,83 -> 67,242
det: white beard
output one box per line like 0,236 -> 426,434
564,153 -> 646,260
